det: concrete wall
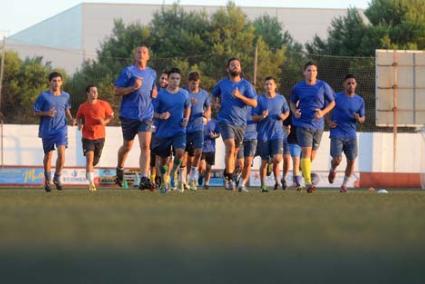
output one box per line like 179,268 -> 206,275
2,124 -> 424,173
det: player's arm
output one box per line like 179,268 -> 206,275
278,111 -> 290,121
181,102 -> 191,128
66,108 -> 76,126
203,105 -> 212,120
115,77 -> 143,97
233,89 -> 257,107
354,99 -> 366,124
325,111 -> 337,128
315,100 -> 335,119
34,109 -> 56,117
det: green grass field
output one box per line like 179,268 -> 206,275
0,188 -> 424,283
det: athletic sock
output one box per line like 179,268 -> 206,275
44,171 -> 52,184
301,158 -> 312,185
86,172 -> 94,183
342,175 -> 350,187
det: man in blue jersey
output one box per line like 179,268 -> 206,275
212,58 -> 257,191
152,68 -> 191,193
283,113 -> 303,191
114,45 -> 157,190
149,70 -> 169,188
199,118 -> 220,190
182,71 -> 211,191
254,77 -> 290,192
327,74 -> 365,192
290,62 -> 335,193
236,106 -> 258,192
33,72 -> 76,192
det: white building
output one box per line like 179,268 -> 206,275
6,3 -> 363,74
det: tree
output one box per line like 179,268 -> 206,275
0,51 -> 58,123
306,1 -> 425,56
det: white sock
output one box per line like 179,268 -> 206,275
179,168 -> 185,183
342,175 -> 350,187
86,172 -> 94,184
190,166 -> 198,178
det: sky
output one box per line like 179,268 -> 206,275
0,0 -> 371,36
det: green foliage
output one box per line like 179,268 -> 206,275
0,51 -> 57,123
307,0 -> 425,56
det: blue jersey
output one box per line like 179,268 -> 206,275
290,80 -> 335,130
244,106 -> 257,141
256,94 -> 289,141
187,89 -> 210,133
114,65 -> 157,121
203,119 -> 220,153
330,92 -> 365,139
153,88 -> 191,138
211,78 -> 257,127
33,91 -> 71,138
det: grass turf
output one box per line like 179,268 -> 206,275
0,188 -> 424,283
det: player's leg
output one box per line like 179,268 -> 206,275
235,143 -> 244,187
340,138 -> 358,192
170,134 -> 186,192
53,145 -> 66,191
116,118 -> 138,186
328,137 -> 343,184
42,139 -> 54,192
282,141 -> 291,190
297,127 -> 314,192
152,136 -> 172,192
270,139 -> 283,190
188,131 -> 203,190
289,144 -> 303,191
258,140 -> 271,192
82,138 -> 96,191
239,140 -> 256,192
137,124 -> 153,190
204,152 -> 215,189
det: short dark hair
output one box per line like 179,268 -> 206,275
160,69 -> 169,76
344,74 -> 357,81
303,61 -> 317,70
188,71 -> 200,81
264,76 -> 276,82
168,67 -> 181,76
85,84 -> 96,93
48,71 -> 62,81
227,57 -> 240,67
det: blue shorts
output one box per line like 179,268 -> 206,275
258,139 -> 283,160
152,133 -> 186,158
296,127 -> 323,150
283,141 -> 290,155
218,121 -> 245,148
42,134 -> 67,154
186,131 -> 204,156
237,139 -> 258,159
330,137 -> 358,161
120,117 -> 152,141
289,143 -> 302,158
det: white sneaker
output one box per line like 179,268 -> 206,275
238,185 -> 249,192
88,182 -> 97,192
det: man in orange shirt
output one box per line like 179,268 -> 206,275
77,85 -> 114,191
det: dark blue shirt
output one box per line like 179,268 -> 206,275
330,92 -> 365,139
153,88 -> 191,138
114,65 -> 157,121
187,89 -> 210,133
33,91 -> 71,138
256,94 -> 289,141
211,78 -> 257,127
290,80 -> 335,130
203,119 -> 220,153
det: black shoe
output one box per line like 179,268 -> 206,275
203,184 -> 209,190
44,184 -> 52,192
115,167 -> 124,187
273,183 -> 279,191
139,176 -> 154,191
281,178 -> 287,190
53,177 -> 63,191
155,176 -> 162,188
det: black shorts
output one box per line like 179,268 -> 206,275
82,138 -> 105,166
201,152 -> 215,166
